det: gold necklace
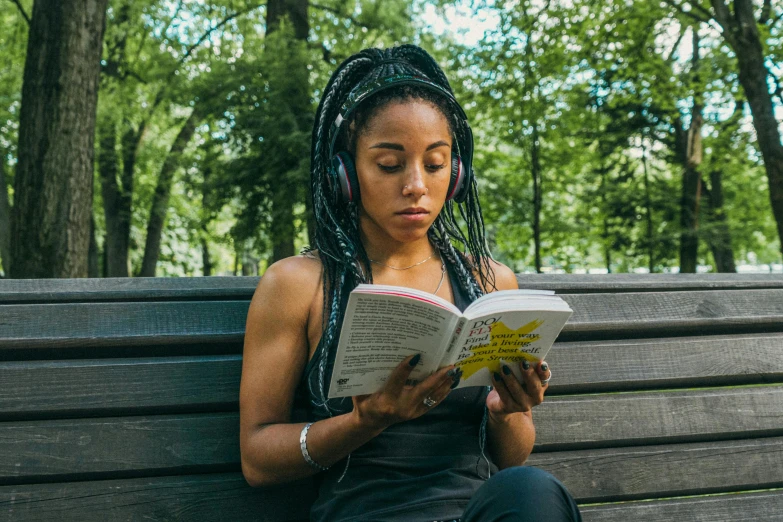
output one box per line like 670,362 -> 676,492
368,252 -> 435,270
369,252 -> 446,295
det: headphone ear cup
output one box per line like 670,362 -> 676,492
330,151 -> 360,203
446,152 -> 469,203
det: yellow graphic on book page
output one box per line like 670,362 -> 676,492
455,319 -> 544,380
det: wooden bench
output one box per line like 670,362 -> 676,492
1,274 -> 782,521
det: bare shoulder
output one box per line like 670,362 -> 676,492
467,255 -> 517,293
247,253 -> 323,322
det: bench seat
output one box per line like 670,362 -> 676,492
1,274 -> 782,521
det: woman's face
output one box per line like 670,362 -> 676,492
353,100 -> 453,246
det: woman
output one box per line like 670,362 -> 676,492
239,45 -> 581,522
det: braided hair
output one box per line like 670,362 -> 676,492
306,45 -> 496,479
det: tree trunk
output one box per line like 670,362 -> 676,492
11,0 -> 109,278
97,115 -> 131,276
0,154 -> 11,276
641,141 -> 655,273
710,0 -> 783,257
138,110 -> 199,277
266,0 -> 309,263
531,123 -> 542,273
88,212 -> 100,277
201,233 -> 213,276
706,168 -> 737,272
97,5 -> 137,277
679,28 -> 703,274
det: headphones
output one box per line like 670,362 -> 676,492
327,72 -> 475,204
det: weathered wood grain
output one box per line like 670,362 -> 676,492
3,333 -> 782,420
0,413 -> 240,482
557,289 -> 783,340
4,386 -> 782,482
580,489 -> 783,522
528,437 -> 783,502
546,332 -> 783,394
535,385 -> 783,450
2,290 -> 782,354
0,301 -> 249,352
0,473 -> 313,522
0,356 -> 242,420
519,273 -> 783,293
2,274 -> 781,303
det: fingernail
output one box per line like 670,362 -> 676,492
541,362 -> 549,372
409,354 -> 421,367
450,376 -> 461,389
447,368 -> 457,378
493,372 -> 502,381
522,360 -> 530,370
502,364 -> 511,375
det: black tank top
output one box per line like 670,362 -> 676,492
299,263 -> 497,522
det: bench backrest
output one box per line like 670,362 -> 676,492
1,274 -> 782,521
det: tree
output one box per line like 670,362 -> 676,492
11,0 -> 109,278
667,0 -> 783,257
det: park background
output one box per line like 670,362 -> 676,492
1,0 -> 782,279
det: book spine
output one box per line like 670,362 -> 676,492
443,317 -> 467,357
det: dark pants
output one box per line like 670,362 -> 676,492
459,466 -> 582,522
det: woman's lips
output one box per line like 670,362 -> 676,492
396,209 -> 430,221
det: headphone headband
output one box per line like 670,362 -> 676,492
326,72 -> 475,204
328,74 -> 470,157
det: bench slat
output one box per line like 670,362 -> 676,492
2,290 -> 782,355
528,436 -> 783,502
559,289 -> 783,340
2,274 -> 781,303
3,386 -> 782,482
0,356 -> 241,420
3,333 -> 782,420
581,489 -> 783,521
0,472 -> 312,522
536,385 -> 783,450
547,332 -> 783,394
0,413 -> 240,482
1,473 -> 781,522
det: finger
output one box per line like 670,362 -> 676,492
519,359 -> 544,404
491,371 -> 521,410
384,353 -> 422,393
417,364 -> 456,390
421,375 -> 455,410
498,363 -> 531,408
537,361 -> 552,388
414,365 -> 458,404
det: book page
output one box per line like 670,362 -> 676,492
443,309 -> 571,389
328,292 -> 458,398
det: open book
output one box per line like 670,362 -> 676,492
328,284 -> 573,398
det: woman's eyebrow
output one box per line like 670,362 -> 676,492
369,140 -> 450,151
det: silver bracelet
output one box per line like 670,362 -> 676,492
300,422 -> 330,471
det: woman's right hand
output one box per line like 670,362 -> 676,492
351,354 -> 461,432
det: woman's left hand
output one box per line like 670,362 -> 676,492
486,360 -> 551,418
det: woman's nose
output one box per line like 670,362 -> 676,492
402,165 -> 427,197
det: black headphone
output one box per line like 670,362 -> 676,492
327,72 -> 475,204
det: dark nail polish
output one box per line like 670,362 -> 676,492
502,364 -> 511,375
493,372 -> 502,381
522,360 -> 530,370
409,354 -> 421,367
541,362 -> 549,372
447,368 -> 457,378
450,376 -> 461,389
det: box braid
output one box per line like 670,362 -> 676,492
306,45 -> 496,480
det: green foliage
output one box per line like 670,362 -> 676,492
2,0 -> 781,276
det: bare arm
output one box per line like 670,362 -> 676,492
480,260 -> 542,469
239,258 -> 458,486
